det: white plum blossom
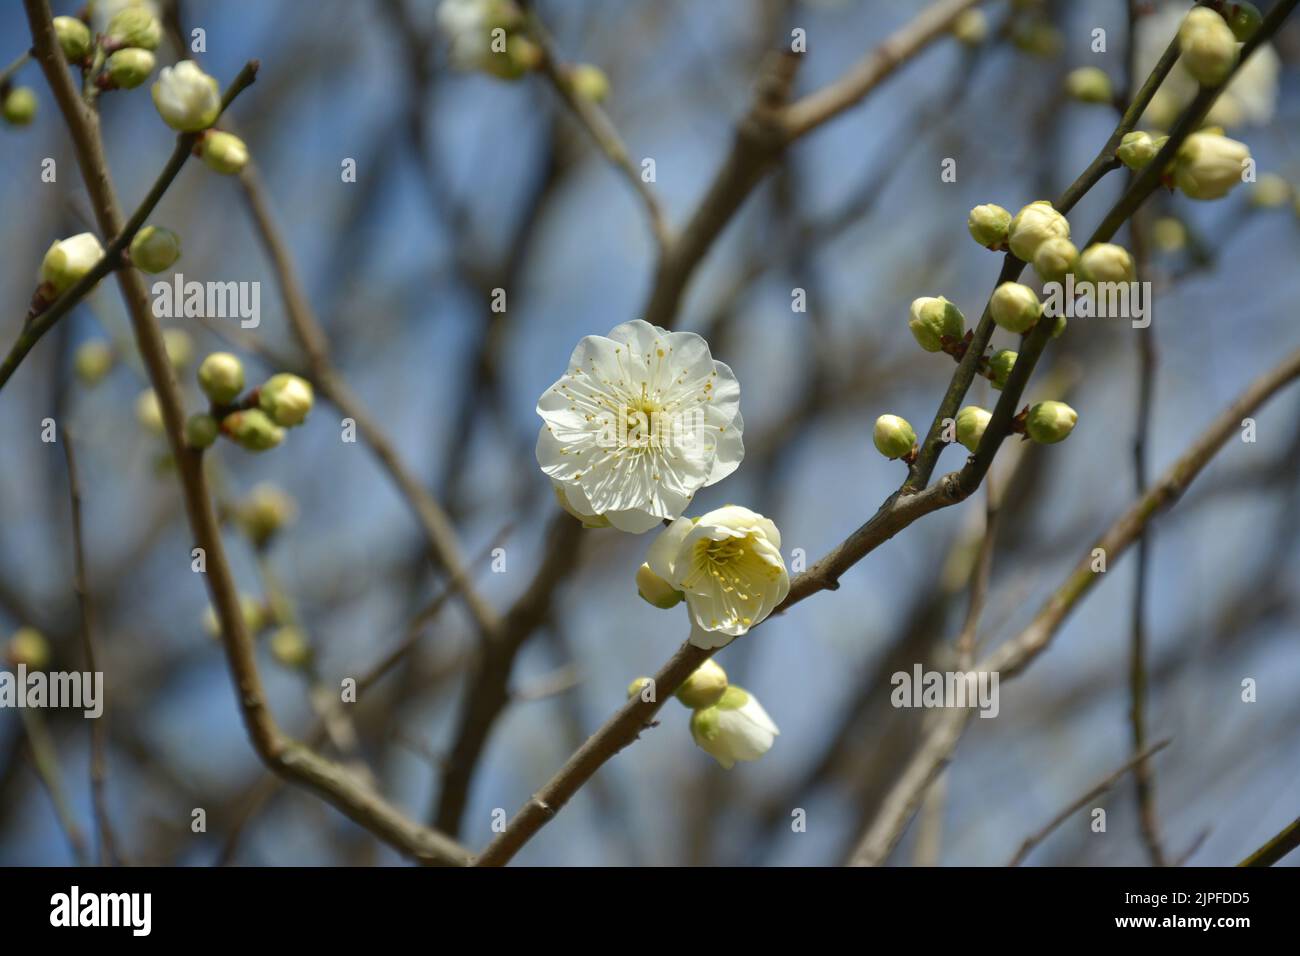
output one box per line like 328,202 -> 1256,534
1136,3 -> 1278,129
537,320 -> 744,533
646,505 -> 788,648
151,61 -> 221,132
689,685 -> 779,769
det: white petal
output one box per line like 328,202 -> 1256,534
647,518 -> 693,580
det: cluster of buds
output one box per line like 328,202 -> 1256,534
82,7 -> 163,92
187,352 -> 314,453
628,659 -> 779,770
1119,126 -> 1253,203
436,0 -> 542,79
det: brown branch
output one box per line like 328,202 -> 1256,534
1238,816 -> 1300,867
23,0 -> 469,867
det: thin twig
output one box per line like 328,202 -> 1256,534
1238,816 -> 1300,867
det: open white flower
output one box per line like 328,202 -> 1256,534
537,320 -> 744,533
151,61 -> 220,132
646,505 -> 788,648
1136,3 -> 1278,129
689,685 -> 779,769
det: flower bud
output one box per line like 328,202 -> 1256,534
1226,2 -> 1263,42
135,388 -> 164,434
1007,201 -> 1070,263
74,340 -> 114,386
222,409 -> 284,452
908,296 -> 965,352
2,87 -> 36,126
967,203 -> 1011,249
569,64 -> 610,103
6,627 -> 50,669
955,405 -> 991,453
689,685 -> 779,769
152,61 -> 221,132
1173,131 -> 1251,200
986,349 -> 1017,390
990,281 -> 1041,334
105,48 -> 155,89
951,9 -> 988,46
636,562 -> 683,609
269,626 -> 312,669
162,328 -> 194,370
1065,67 -> 1112,105
200,130 -> 249,175
675,659 -> 728,710
872,414 -> 916,460
1032,236 -> 1078,283
40,232 -> 103,295
1078,242 -> 1135,284
1026,400 -> 1077,444
1178,7 -> 1238,87
198,351 -> 245,404
185,412 -> 218,449
203,595 -> 266,639
1117,130 -> 1169,171
1153,216 -> 1187,252
258,373 -> 314,427
627,677 -> 654,701
130,224 -> 181,273
237,483 -> 298,547
1249,173 -> 1291,209
105,6 -> 162,50
53,16 -> 92,62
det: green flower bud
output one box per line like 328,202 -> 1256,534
130,224 -> 181,273
1078,242 -> 1136,284
570,64 -> 610,103
135,388 -> 164,435
908,296 -> 965,352
872,414 -> 916,460
105,47 -> 155,89
951,9 -> 988,46
40,232 -> 103,295
1032,236 -> 1078,283
987,349 -> 1017,390
627,677 -> 654,701
636,562 -> 683,609
690,685 -> 778,769
258,373 -> 314,427
1117,130 -> 1169,171
74,340 -> 114,386
1173,131 -> 1251,200
6,627 -> 50,669
989,281 -> 1041,334
236,483 -> 298,547
269,626 -> 312,669
484,35 -> 541,80
222,409 -> 284,452
185,412 -> 219,449
1250,173 -> 1291,209
1026,400 -> 1077,444
203,595 -> 266,639
2,87 -> 37,126
967,203 -> 1011,249
675,659 -> 728,709
198,351 -> 245,404
955,405 -> 991,453
200,130 -> 249,175
1008,201 -> 1070,263
1153,216 -> 1187,252
53,16 -> 93,62
105,7 -> 162,51
162,328 -> 194,370
1178,7 -> 1238,87
1226,2 -> 1263,42
1065,67 -> 1112,105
